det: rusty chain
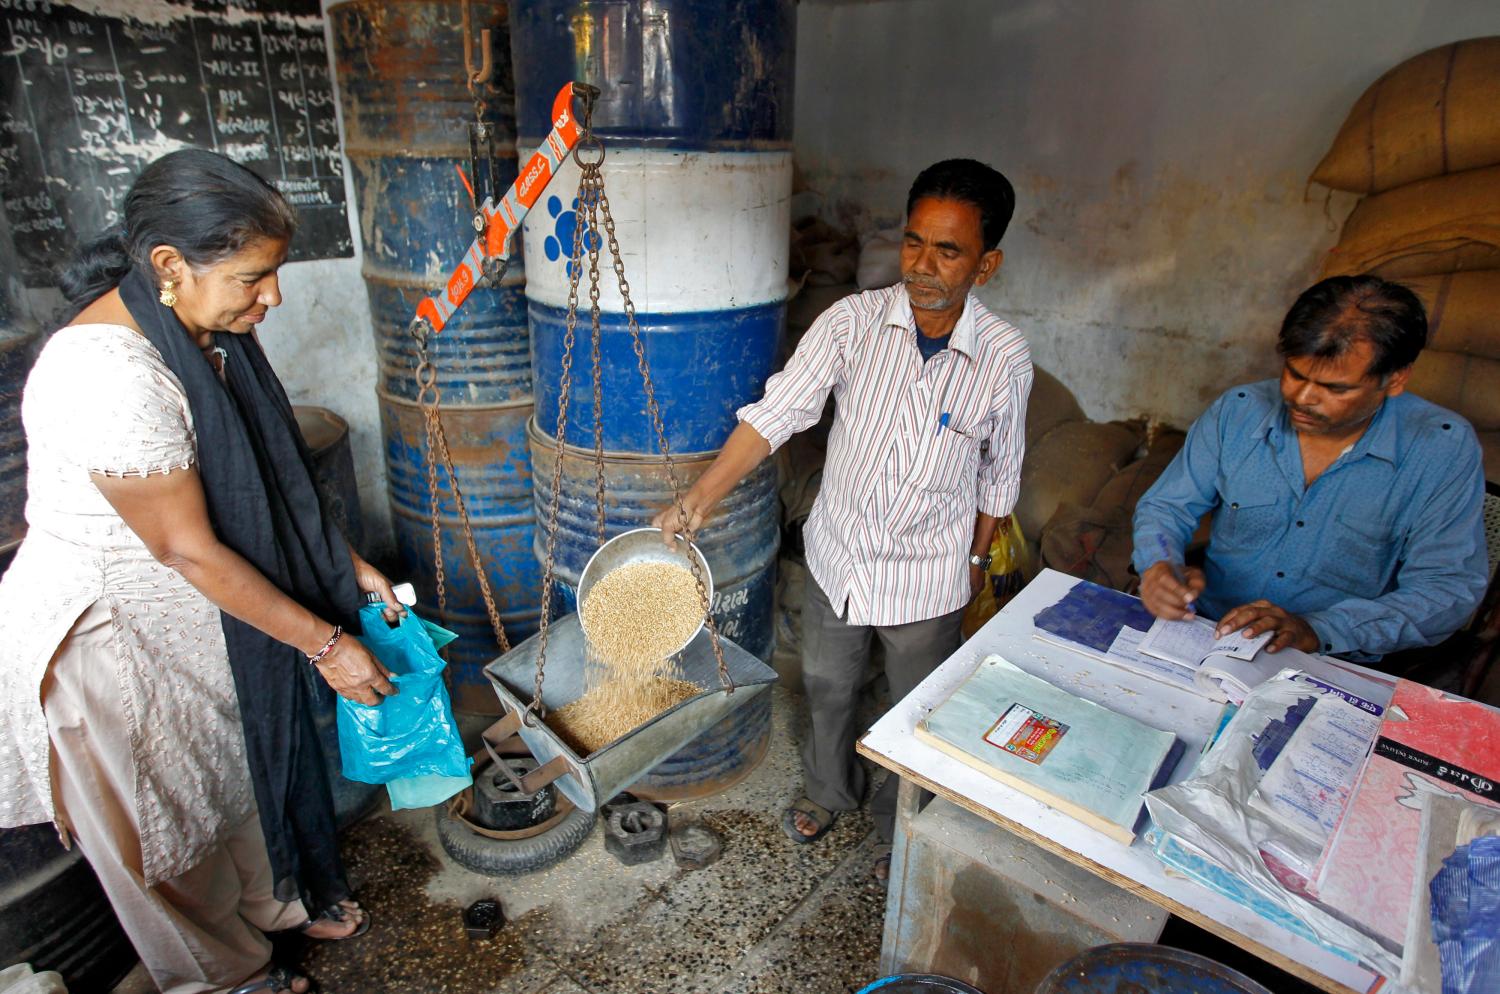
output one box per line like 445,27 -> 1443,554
527,105 -> 734,715
529,131 -> 596,717
412,318 -> 512,660
585,179 -> 733,694
587,189 -> 608,548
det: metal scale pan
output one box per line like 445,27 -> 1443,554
483,611 -> 778,814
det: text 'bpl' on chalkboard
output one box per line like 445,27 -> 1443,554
0,0 -> 353,287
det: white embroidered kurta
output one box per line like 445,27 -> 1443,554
0,324 -> 254,886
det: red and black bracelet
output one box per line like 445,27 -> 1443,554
307,625 -> 343,665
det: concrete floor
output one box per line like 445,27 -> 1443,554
113,685 -> 889,994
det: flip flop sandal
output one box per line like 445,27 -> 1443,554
229,965 -> 315,994
781,797 -> 837,844
296,902 -> 371,940
872,844 -> 893,882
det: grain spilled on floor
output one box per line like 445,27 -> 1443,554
298,818 -> 548,993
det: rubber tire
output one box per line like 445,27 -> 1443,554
434,800 -> 597,876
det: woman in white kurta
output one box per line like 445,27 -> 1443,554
0,151 -> 402,994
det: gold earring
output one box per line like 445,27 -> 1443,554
159,280 -> 177,308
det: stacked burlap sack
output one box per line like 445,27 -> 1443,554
1313,36 -> 1500,482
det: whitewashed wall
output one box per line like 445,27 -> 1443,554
793,0 -> 1500,426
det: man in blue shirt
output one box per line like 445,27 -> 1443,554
1132,275 -> 1488,661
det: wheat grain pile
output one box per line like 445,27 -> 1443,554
549,560 -> 707,755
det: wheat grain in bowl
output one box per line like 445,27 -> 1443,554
578,560 -> 706,671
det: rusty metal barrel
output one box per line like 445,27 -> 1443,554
525,421 -> 779,801
527,420 -> 779,660
331,0 -> 541,711
511,0 -> 795,795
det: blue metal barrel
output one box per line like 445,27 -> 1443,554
527,419 -> 778,659
511,0 -> 795,794
521,151 -> 792,455
512,2 -> 796,456
0,326 -> 41,550
384,393 -> 541,712
528,420 -> 777,800
509,0 -> 796,148
331,0 -> 540,712
1035,944 -> 1274,994
529,298 -> 784,454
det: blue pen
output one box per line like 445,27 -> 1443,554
937,411 -> 951,436
1155,534 -> 1195,614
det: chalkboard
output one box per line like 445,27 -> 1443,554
0,0 -> 352,287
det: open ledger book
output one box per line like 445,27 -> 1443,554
1031,579 -> 1273,703
915,654 -> 1182,844
1137,616 -> 1273,704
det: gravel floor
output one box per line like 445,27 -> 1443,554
112,686 -> 889,994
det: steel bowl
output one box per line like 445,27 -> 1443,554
576,527 -> 714,658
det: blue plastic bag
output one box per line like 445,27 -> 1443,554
336,604 -> 472,810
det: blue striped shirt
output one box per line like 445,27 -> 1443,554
1131,380 -> 1488,659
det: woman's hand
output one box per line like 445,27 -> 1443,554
350,551 -> 405,624
314,633 -> 397,706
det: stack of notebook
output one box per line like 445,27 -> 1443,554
916,654 -> 1182,844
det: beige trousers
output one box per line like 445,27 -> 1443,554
42,601 -> 306,994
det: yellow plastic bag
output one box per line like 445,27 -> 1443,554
962,515 -> 1031,639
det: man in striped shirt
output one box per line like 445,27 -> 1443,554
654,160 -> 1032,876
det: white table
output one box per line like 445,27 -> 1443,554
857,569 -> 1393,994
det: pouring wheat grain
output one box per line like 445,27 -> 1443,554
550,560 -> 708,754
578,560 -> 706,671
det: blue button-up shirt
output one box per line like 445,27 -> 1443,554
1131,380 -> 1488,658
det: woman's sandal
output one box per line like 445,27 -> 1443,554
296,901 -> 371,940
781,796 -> 838,844
229,965 -> 314,994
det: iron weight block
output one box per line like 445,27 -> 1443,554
472,757 -> 557,831
669,820 -> 722,870
603,802 -> 668,865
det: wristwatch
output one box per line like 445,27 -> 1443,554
969,552 -> 992,572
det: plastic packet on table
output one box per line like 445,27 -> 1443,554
1144,669 -> 1402,980
336,604 -> 473,810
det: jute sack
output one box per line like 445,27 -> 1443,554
1401,271 -> 1500,360
1320,164 -> 1500,279
1025,365 -> 1086,448
1037,429 -> 1188,591
1406,350 -> 1500,431
1039,502 -> 1135,592
1312,37 -> 1500,195
1090,429 -> 1187,512
1014,420 -> 1145,543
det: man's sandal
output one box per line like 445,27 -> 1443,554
296,901 -> 370,940
229,966 -> 313,994
781,797 -> 837,844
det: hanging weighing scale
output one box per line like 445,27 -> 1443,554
407,53 -> 777,814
